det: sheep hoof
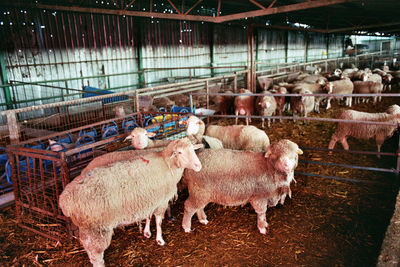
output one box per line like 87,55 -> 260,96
144,231 -> 151,238
258,227 -> 267,235
156,238 -> 165,246
199,219 -> 209,225
183,227 -> 191,233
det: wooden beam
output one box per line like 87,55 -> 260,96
184,0 -> 202,15
150,0 -> 153,13
327,21 -> 400,33
217,0 -> 221,17
252,23 -> 327,33
16,3 -> 216,22
268,0 -> 277,9
167,0 -> 182,15
181,0 -> 185,14
215,0 -> 356,23
124,0 -> 137,10
249,0 -> 266,10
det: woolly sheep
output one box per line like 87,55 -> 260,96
185,115 -> 223,149
290,88 -> 315,123
59,138 -> 203,267
214,90 -> 234,115
328,105 -> 400,158
270,85 -> 287,121
325,77 -> 354,109
205,125 -> 269,152
182,139 -> 303,234
234,88 -> 255,125
125,127 -> 172,150
256,91 -> 277,129
353,81 -> 382,105
292,80 -> 325,113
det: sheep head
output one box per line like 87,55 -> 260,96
124,128 -> 156,150
264,139 -> 303,174
164,138 -> 202,172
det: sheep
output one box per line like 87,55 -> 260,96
125,128 -> 172,150
205,125 -> 269,152
328,105 -> 400,158
292,79 -> 326,113
184,115 -> 223,149
299,74 -> 327,85
181,139 -> 303,234
325,77 -> 354,109
270,86 -> 287,121
290,88 -> 315,123
353,81 -> 382,105
153,96 -> 175,110
214,90 -> 234,115
257,76 -> 273,91
234,88 -> 255,125
256,91 -> 277,129
59,138 -> 203,267
367,73 -> 383,84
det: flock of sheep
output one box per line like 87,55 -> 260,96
214,66 -> 400,154
56,65 -> 400,267
58,115 -> 302,267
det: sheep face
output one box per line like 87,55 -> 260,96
265,140 -> 303,174
168,138 -> 202,172
125,128 -> 156,149
185,116 -> 202,136
386,104 -> 400,115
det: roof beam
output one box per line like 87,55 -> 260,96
327,21 -> 400,33
167,0 -> 182,15
249,0 -> 266,10
215,0 -> 357,23
9,2 -> 216,22
184,0 -> 202,15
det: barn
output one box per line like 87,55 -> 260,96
0,0 -> 399,265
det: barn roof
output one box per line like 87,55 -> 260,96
1,0 -> 399,36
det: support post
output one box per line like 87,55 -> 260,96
136,19 -> 145,89
5,110 -> 20,144
247,25 -> 255,92
206,80 -> 210,124
0,51 -> 13,110
209,23 -> 215,77
135,90 -> 142,126
285,30 -> 289,64
304,32 -> 309,63
233,72 -> 237,92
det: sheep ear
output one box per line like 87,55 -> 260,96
193,144 -> 204,150
297,149 -> 303,155
264,148 -> 272,158
124,135 -> 133,141
197,120 -> 203,125
147,132 -> 156,137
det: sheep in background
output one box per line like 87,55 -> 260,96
206,125 -> 269,152
256,91 -> 277,129
292,78 -> 326,113
328,105 -> 400,158
153,96 -> 176,111
182,139 -> 303,234
125,128 -> 172,150
270,86 -> 287,121
214,90 -> 234,115
290,88 -> 315,123
184,115 -> 223,149
353,81 -> 382,105
325,76 -> 354,109
234,88 -> 255,125
59,138 -> 203,267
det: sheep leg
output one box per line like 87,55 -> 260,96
376,136 -> 385,159
182,198 -> 200,233
340,137 -> 349,150
326,98 -> 332,110
79,227 -> 113,267
268,118 -> 271,128
261,117 -> 265,129
279,110 -> 283,122
250,200 -> 268,234
143,217 -> 151,238
155,214 -> 165,246
196,208 -> 209,225
328,134 -> 339,153
235,110 -> 239,125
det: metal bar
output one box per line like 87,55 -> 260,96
268,0 -> 277,8
167,0 -> 183,14
0,51 -> 13,109
327,21 -> 400,34
9,80 -> 104,95
184,0 -> 202,15
217,0 -> 222,16
215,0 -> 356,23
124,0 -> 137,10
249,0 -> 266,9
295,171 -> 384,185
299,160 -> 398,174
302,146 -> 397,157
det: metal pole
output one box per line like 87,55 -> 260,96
206,80 -> 210,124
5,110 -> 20,144
136,19 -> 145,88
0,51 -> 13,109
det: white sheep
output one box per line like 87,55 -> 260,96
353,81 -> 382,105
205,125 -> 269,152
185,116 -> 223,149
256,91 -> 277,129
234,88 -> 255,125
325,76 -> 354,109
125,127 -> 172,150
328,105 -> 400,158
59,138 -> 202,267
289,88 -> 315,123
182,139 -> 303,234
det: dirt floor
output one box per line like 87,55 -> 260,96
0,88 -> 399,266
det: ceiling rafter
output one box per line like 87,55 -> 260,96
184,0 -> 202,15
167,0 -> 182,15
268,0 -> 278,9
249,0 -> 266,10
